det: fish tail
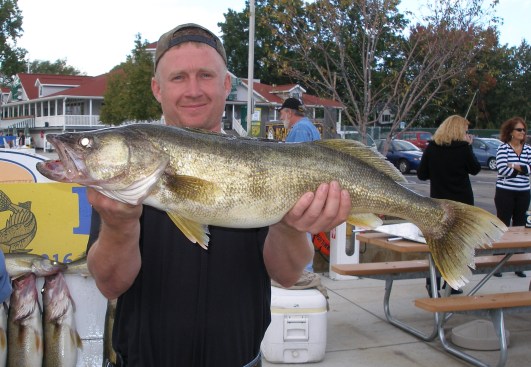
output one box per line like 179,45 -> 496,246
421,199 -> 507,289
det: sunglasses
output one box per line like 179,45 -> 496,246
513,128 -> 526,132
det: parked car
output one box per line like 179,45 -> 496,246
377,139 -> 423,174
339,130 -> 377,151
395,131 -> 433,150
471,137 -> 502,170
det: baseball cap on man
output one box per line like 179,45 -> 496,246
278,98 -> 305,112
154,23 -> 227,70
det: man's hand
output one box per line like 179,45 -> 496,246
87,188 -> 143,228
263,181 -> 351,287
281,181 -> 351,234
86,188 -> 143,299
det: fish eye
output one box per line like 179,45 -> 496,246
80,137 -> 92,148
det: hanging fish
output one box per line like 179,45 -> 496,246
7,273 -> 43,367
42,272 -> 82,367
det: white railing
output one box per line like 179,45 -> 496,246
232,117 -> 248,137
64,115 -> 104,127
0,117 -> 35,130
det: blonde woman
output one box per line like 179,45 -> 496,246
417,115 -> 481,295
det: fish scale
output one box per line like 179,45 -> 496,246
36,124 -> 507,289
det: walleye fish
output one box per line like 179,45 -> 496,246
35,124 -> 507,289
7,273 -> 43,367
42,272 -> 82,367
63,254 -> 90,277
5,253 -> 67,279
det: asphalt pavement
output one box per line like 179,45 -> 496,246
404,169 -> 498,215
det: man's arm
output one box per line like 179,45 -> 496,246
86,189 -> 143,299
264,181 -> 351,287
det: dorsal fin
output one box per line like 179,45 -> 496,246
313,139 -> 407,183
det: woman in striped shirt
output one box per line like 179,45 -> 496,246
494,116 -> 531,277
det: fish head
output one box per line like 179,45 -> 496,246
10,274 -> 39,319
37,129 -> 133,185
12,272 -> 37,293
32,257 -> 68,277
36,127 -> 170,204
42,272 -> 72,310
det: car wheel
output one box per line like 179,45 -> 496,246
398,159 -> 410,174
488,158 -> 497,170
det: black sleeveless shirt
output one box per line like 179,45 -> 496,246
89,206 -> 271,366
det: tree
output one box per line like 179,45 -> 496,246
219,0 -> 297,85
263,0 -> 498,144
100,34 -> 161,125
0,0 -> 27,85
485,41 -> 531,123
26,59 -> 83,75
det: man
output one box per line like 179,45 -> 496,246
87,24 -> 351,367
278,98 -> 322,272
279,97 -> 321,143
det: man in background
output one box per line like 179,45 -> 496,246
279,98 -> 322,272
279,97 -> 321,143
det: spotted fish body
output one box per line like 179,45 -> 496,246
7,273 -> 43,367
42,272 -> 82,367
36,124 -> 507,289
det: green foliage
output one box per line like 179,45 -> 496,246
217,0 -> 528,138
100,34 -> 161,125
0,0 -> 27,85
219,0 -> 296,85
27,59 -> 83,75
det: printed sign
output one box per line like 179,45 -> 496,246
0,148 -> 53,183
0,149 -> 91,262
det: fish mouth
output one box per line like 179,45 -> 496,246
36,134 -> 92,183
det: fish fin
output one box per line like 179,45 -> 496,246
347,213 -> 383,229
163,174 -> 221,205
95,156 -> 170,205
71,329 -> 83,350
314,139 -> 407,183
422,200 -> 508,290
166,212 -> 210,249
11,248 -> 33,254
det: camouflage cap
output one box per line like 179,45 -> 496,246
154,23 -> 227,70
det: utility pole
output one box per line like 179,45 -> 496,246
245,0 -> 255,136
465,90 -> 478,119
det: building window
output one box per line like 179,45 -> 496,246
66,102 -> 84,115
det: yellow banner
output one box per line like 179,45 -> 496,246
0,183 -> 90,263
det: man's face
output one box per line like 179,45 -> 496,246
152,43 -> 231,132
279,108 -> 292,129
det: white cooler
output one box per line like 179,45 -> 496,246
261,286 -> 327,363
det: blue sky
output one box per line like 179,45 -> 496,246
16,0 -> 530,76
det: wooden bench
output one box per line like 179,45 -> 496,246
331,253 -> 531,279
415,291 -> 531,313
330,254 -> 531,345
414,291 -> 531,367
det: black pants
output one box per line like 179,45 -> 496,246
494,187 -> 530,226
494,187 -> 530,274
